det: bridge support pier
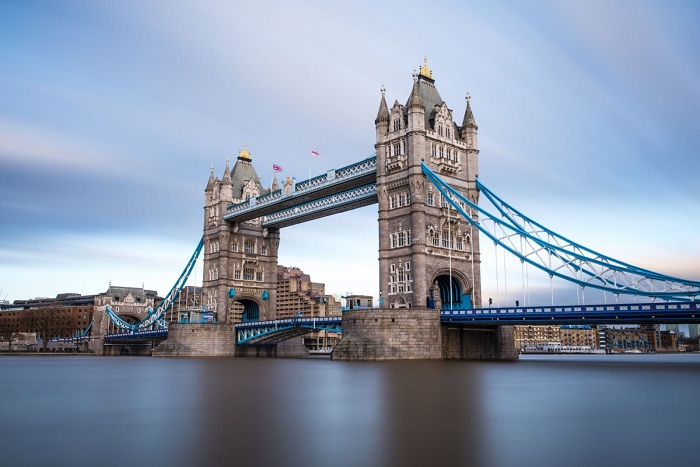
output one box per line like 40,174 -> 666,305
153,323 -> 236,357
442,324 -> 518,360
332,309 -> 518,361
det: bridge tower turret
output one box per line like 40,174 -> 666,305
375,59 -> 482,310
202,147 -> 280,324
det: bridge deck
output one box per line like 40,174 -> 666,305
441,301 -> 700,325
224,156 -> 377,226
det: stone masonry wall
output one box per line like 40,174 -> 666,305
442,324 -> 518,360
153,323 -> 236,357
332,309 -> 443,361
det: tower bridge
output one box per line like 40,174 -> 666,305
104,60 -> 700,359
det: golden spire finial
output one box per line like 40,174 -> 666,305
419,56 -> 432,79
238,145 -> 251,161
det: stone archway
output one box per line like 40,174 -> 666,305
229,298 -> 262,323
432,271 -> 472,310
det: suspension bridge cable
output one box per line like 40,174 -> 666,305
421,162 -> 700,301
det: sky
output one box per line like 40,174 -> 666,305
1,0 -> 699,307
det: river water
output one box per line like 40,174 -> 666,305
1,354 -> 699,467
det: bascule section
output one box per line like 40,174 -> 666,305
374,59 -> 482,311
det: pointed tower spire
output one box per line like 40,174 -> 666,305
375,85 -> 390,125
461,93 -> 478,151
271,171 -> 280,192
205,163 -> 216,191
222,156 -> 231,183
462,93 -> 478,130
408,71 -> 422,109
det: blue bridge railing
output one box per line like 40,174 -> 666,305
440,301 -> 700,324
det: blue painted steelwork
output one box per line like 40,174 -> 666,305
104,329 -> 169,342
441,301 -> 700,325
106,238 -> 204,332
236,316 -> 342,345
421,162 -> 700,301
261,184 -> 377,227
225,155 -> 377,223
48,321 -> 93,342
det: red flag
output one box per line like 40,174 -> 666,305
272,164 -> 283,171
310,149 -> 321,157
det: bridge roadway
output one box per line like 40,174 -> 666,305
224,156 -> 377,227
102,301 -> 699,346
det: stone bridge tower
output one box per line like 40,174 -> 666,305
375,59 -> 482,310
202,147 -> 280,323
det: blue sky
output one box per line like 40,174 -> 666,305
1,0 -> 699,306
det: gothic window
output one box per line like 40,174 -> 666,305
397,194 -> 403,207
398,233 -> 405,247
390,234 -> 396,248
403,192 -> 410,205
442,231 -> 454,249
439,146 -> 444,158
431,144 -> 437,157
234,270 -> 241,280
394,144 -> 400,156
393,119 -> 400,131
256,271 -> 263,281
390,264 -> 396,273
446,127 -> 451,139
447,148 -> 452,160
405,261 -> 411,271
427,192 -> 434,206
243,268 -> 255,281
260,244 -> 267,255
457,238 -> 463,251
438,125 -> 443,136
433,233 -> 441,247
231,242 -> 238,252
244,240 -> 255,254
390,196 -> 396,209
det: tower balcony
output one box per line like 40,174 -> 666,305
431,155 -> 460,175
386,154 -> 408,172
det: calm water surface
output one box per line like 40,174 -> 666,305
1,353 -> 699,467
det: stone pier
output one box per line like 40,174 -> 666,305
152,323 -> 310,358
332,308 -> 518,361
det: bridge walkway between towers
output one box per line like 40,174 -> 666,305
224,156 -> 377,227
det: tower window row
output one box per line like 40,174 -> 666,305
388,260 -> 412,294
233,266 -> 264,282
208,267 -> 219,281
389,230 -> 412,248
230,239 -> 267,255
208,240 -> 220,254
391,140 -> 405,156
431,144 -> 458,161
206,289 -> 218,310
428,230 -> 469,251
389,192 -> 410,209
438,124 -> 451,139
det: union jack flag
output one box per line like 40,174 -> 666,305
272,164 -> 283,171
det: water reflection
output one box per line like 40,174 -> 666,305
1,355 -> 699,467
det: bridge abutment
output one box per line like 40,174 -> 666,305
332,309 -> 442,361
153,323 -> 236,357
332,309 -> 517,361
442,324 -> 518,360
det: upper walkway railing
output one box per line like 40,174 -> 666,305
224,155 -> 377,224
